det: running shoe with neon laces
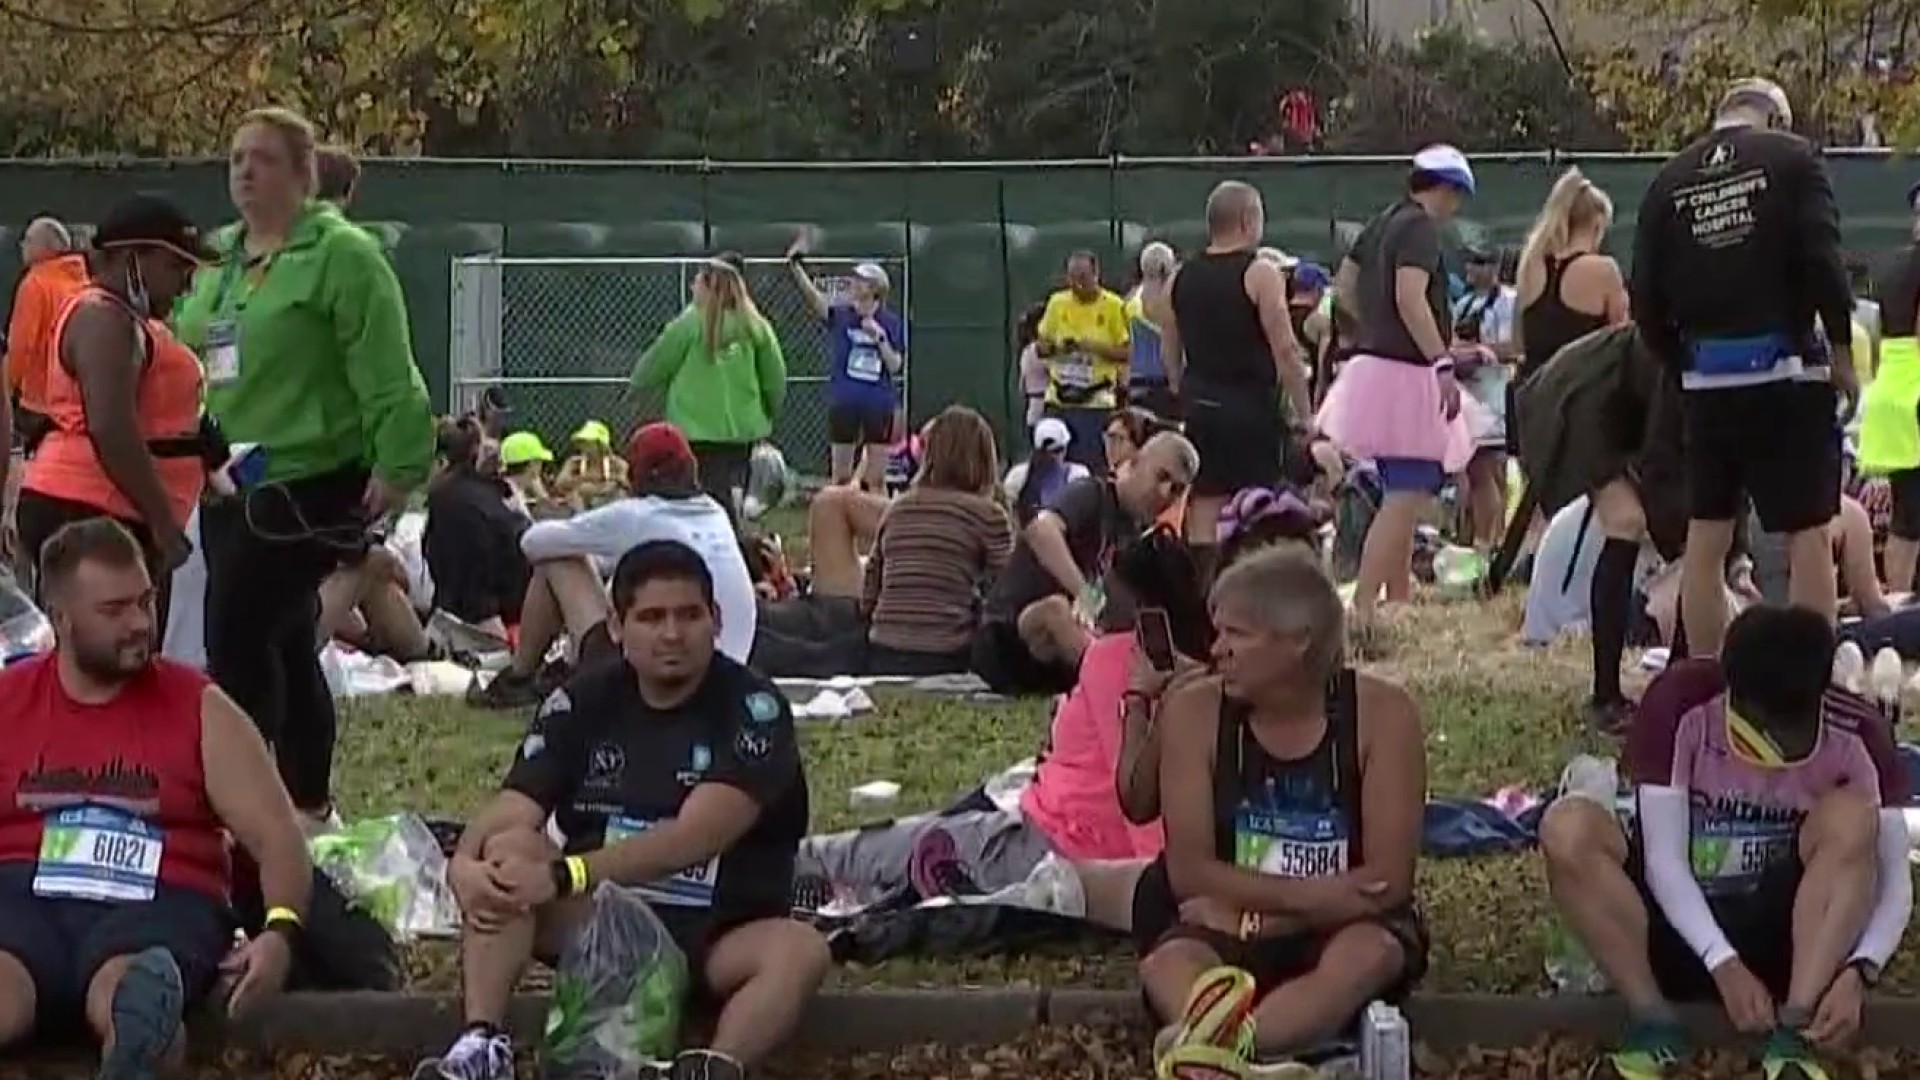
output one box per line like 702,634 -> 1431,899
1153,966 -> 1259,1080
1590,1020 -> 1687,1080
97,946 -> 184,1080
1759,1027 -> 1830,1080
413,1025 -> 515,1080
907,825 -> 982,901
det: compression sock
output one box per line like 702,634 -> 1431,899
1590,538 -> 1639,704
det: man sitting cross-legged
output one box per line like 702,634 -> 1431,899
421,539 -> 828,1080
1541,604 -> 1913,1080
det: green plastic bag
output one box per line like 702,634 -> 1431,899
541,883 -> 689,1078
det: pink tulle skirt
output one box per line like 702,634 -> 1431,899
1316,354 -> 1480,474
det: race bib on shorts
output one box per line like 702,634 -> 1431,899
605,815 -> 718,907
34,806 -> 165,902
1688,815 -> 1797,896
203,320 -> 241,386
1234,806 -> 1349,879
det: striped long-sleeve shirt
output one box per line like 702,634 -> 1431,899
864,487 -> 1014,654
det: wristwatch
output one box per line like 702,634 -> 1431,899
1847,957 -> 1882,988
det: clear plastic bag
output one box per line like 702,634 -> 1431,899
541,883 -> 689,1080
0,568 -> 52,667
307,812 -> 460,939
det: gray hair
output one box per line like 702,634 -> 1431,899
1139,241 -> 1177,279
1716,77 -> 1792,130
1211,544 -> 1344,675
1205,181 -> 1263,235
1141,430 -> 1199,485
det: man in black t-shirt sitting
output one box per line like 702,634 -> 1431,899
419,540 -> 825,1080
970,431 -> 1198,695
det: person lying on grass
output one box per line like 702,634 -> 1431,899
1540,604 -> 1912,1080
0,519 -> 310,1080
423,540 -> 827,1080
471,422 -> 756,710
1139,544 -> 1427,1080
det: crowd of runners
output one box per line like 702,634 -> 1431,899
0,77 -> 1913,1080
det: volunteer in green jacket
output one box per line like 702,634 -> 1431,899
631,252 -> 786,520
1862,182 -> 1920,593
172,107 -> 435,825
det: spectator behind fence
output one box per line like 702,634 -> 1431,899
4,215 -> 86,458
808,405 -> 1013,676
422,540 -> 827,1080
1140,545 -> 1428,1077
631,251 -> 787,521
171,105 -> 437,829
0,519 -> 312,1075
785,234 -> 906,489
472,422 -> 755,710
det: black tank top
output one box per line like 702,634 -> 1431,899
1210,670 -> 1362,877
1171,249 -> 1274,390
1519,253 -> 1609,380
1880,244 -> 1920,339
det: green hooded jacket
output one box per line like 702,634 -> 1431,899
630,305 -> 787,445
171,201 -> 435,488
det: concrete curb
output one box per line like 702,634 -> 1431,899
213,989 -> 1920,1056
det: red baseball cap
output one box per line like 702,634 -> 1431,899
625,422 -> 700,496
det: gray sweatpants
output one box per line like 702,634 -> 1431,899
794,809 -> 1057,901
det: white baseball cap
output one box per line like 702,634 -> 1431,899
1034,418 -> 1072,451
852,262 -> 892,293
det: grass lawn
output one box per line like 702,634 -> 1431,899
338,580 -> 1920,998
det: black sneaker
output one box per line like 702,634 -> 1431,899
907,825 -> 982,901
468,669 -> 544,710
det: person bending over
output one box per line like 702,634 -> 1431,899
1140,545 -> 1427,1079
1539,605 -> 1911,1079
1002,417 -> 1091,526
473,423 -> 755,710
422,541 -> 827,1080
971,431 -> 1196,696
0,518 -> 310,1077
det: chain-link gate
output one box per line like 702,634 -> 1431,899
449,255 -> 911,472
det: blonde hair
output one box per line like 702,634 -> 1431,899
1517,168 -> 1613,301
239,107 -> 319,194
698,257 -> 764,356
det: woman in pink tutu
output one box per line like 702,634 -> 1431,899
1319,145 -> 1478,644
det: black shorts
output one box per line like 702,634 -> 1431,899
968,619 -> 1078,696
1626,844 -> 1800,1002
577,621 -> 621,670
1682,380 -> 1840,534
825,400 -> 895,447
0,864 -> 232,1029
1184,378 -> 1284,499
14,489 -> 160,589
1889,468 -> 1920,542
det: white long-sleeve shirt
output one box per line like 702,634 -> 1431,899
521,494 -> 757,664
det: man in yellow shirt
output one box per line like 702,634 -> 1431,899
1037,251 -> 1130,472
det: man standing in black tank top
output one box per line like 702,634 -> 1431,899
1632,78 -> 1857,656
1165,181 -> 1311,580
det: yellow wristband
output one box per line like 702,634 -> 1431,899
565,856 -> 590,895
265,906 -> 303,928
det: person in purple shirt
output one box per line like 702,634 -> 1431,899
785,238 -> 906,490
1539,605 -> 1911,1080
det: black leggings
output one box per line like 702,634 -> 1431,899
689,441 -> 752,525
200,468 -> 367,812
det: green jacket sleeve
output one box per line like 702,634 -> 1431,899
633,308 -> 698,392
323,225 -> 435,490
753,316 -> 788,423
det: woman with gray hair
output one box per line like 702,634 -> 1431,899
1127,241 -> 1179,419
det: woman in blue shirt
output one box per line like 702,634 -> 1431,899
786,237 -> 906,489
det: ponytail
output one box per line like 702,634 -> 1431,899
1517,167 -> 1613,301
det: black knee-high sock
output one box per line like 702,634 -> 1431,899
1590,538 -> 1639,704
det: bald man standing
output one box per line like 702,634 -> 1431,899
1164,181 -> 1311,580
5,216 -> 88,456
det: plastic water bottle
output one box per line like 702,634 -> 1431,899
1358,1001 -> 1410,1080
0,570 -> 52,667
1431,544 -> 1484,597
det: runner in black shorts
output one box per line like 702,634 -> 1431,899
422,540 -> 827,1080
1166,181 -> 1312,585
1631,78 -> 1858,655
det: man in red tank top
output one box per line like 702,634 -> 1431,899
0,519 -> 311,1078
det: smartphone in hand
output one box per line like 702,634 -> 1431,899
1137,606 -> 1176,672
